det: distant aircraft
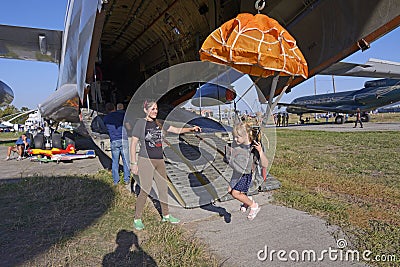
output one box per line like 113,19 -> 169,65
377,102 -> 400,113
281,78 -> 400,123
279,59 -> 400,123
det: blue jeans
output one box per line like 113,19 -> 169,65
110,139 -> 130,184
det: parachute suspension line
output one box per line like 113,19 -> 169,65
264,73 -> 279,127
233,75 -> 263,123
215,65 -> 222,123
198,82 -> 202,116
237,75 -> 262,103
270,76 -> 294,112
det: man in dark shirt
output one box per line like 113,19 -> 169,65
103,103 -> 130,185
353,108 -> 363,128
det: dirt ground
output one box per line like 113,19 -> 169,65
0,137 -> 108,183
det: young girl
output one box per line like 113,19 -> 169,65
130,100 -> 201,230
225,122 -> 268,220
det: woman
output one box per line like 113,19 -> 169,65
130,100 -> 201,230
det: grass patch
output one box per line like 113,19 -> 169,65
0,171 -> 218,266
271,129 -> 400,266
0,132 -> 19,139
370,113 -> 400,123
0,132 -> 19,146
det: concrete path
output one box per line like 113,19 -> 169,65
169,192 -> 367,267
282,122 -> 400,132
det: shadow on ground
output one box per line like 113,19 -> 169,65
102,230 -> 157,267
75,135 -> 112,170
0,176 -> 115,266
0,139 -> 17,146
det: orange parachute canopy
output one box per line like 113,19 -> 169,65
200,13 -> 308,79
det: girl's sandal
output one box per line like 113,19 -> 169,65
240,196 -> 253,212
247,203 -> 260,220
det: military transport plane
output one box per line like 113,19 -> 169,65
280,58 -> 400,123
2,0 -> 400,207
282,78 -> 400,124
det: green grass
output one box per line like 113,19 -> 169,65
271,129 -> 400,266
0,132 -> 19,138
0,132 -> 19,146
370,113 -> 400,123
0,171 -> 218,266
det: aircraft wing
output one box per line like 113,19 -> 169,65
279,103 -> 355,114
0,80 -> 14,106
0,24 -> 62,63
319,58 -> 400,79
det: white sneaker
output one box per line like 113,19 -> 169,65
16,156 -> 22,161
4,156 -> 10,161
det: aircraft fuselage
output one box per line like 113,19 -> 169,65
286,79 -> 400,115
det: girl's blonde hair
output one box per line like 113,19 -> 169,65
143,99 -> 157,110
232,122 -> 253,143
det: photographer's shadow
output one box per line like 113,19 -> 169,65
102,230 -> 157,267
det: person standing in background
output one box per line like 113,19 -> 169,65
354,108 -> 363,128
103,103 -> 131,186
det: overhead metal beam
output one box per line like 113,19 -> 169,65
112,0 -> 180,62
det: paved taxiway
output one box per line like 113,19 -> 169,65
279,122 -> 400,132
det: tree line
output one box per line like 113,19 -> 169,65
0,105 -> 31,124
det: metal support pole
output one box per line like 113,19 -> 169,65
265,74 -> 279,124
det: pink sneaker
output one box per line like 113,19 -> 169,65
247,203 -> 260,220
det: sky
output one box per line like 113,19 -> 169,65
1,0 -> 400,110
0,1 -> 68,109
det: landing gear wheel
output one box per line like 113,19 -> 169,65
335,115 -> 344,124
361,114 -> 370,122
34,133 -> 44,149
52,132 -> 62,148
